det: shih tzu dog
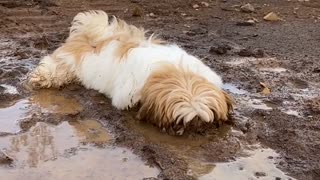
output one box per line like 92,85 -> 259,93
28,10 -> 234,134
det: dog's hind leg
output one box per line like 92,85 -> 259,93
28,54 -> 77,89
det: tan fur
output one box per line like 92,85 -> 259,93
28,56 -> 77,89
54,35 -> 95,64
138,64 -> 234,130
91,17 -> 164,60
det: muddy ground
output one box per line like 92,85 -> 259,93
0,0 -> 320,180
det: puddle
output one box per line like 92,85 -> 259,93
259,67 -> 287,73
0,120 -> 159,179
69,119 -> 111,144
0,84 -> 18,94
226,57 -> 257,66
30,89 -> 83,114
246,99 -> 273,110
0,100 -> 29,134
283,109 -> 301,117
127,118 -> 211,150
199,147 -> 295,180
223,83 -> 247,95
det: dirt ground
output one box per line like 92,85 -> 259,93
0,0 -> 320,180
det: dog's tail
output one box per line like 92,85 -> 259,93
138,64 -> 234,134
68,10 -> 111,45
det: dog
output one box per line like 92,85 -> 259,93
27,10 -> 234,134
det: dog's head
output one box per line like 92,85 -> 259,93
137,64 -> 234,135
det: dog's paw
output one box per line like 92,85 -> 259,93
27,70 -> 52,89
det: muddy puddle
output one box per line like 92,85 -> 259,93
199,145 -> 295,180
30,89 -> 83,115
0,121 -> 159,180
0,89 -> 159,180
0,100 -> 29,134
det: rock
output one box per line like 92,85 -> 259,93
264,12 -> 282,21
255,172 -> 267,177
0,151 -> 13,165
238,48 -> 265,58
184,31 -> 196,36
238,48 -> 254,57
275,177 -> 281,180
220,6 -> 234,11
313,68 -> 320,73
240,3 -> 255,13
149,13 -> 155,17
260,82 -> 271,95
132,7 -> 142,17
236,19 -> 255,26
209,44 -> 232,55
254,49 -> 265,58
201,2 -> 209,7
193,4 -> 200,9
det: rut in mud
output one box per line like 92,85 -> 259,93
0,0 -> 320,180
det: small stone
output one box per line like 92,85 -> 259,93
184,31 -> 196,36
201,2 -> 209,7
241,3 -> 255,13
149,13 -> 155,17
254,49 -> 265,58
132,7 -> 142,17
275,177 -> 281,180
238,48 -> 254,57
193,4 -> 200,9
255,172 -> 267,177
313,68 -> 320,73
209,44 -> 232,55
264,12 -> 282,21
238,48 -> 265,57
0,151 -> 13,165
236,19 -> 255,26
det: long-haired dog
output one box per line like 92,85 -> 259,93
27,10 -> 234,135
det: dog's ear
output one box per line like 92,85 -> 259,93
223,91 -> 235,113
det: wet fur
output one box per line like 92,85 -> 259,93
27,10 -> 234,134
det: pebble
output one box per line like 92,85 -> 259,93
209,44 -> 232,55
238,48 -> 265,58
255,171 -> 267,177
264,12 -> 282,21
0,151 -> 13,165
240,3 -> 255,13
193,4 -> 200,9
236,19 -> 255,26
149,13 -> 155,17
132,7 -> 142,17
201,2 -> 209,7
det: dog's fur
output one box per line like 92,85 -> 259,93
28,10 -> 234,134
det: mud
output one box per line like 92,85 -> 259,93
0,0 -> 320,180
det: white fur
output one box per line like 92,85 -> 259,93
29,10 -> 223,111
78,43 -> 223,110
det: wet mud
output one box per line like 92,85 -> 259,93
0,0 -> 320,180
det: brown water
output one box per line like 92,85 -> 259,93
199,146 -> 295,180
0,100 -> 29,134
0,89 -> 159,179
0,120 -> 159,180
30,89 -> 83,115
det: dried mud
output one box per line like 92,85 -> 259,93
0,0 -> 320,180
